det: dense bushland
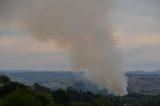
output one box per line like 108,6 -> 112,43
0,75 -> 160,106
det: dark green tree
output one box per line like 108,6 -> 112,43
0,89 -> 40,106
37,93 -> 55,106
0,75 -> 10,83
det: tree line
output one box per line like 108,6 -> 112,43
0,75 -> 160,106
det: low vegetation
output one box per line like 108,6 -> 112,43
0,75 -> 160,106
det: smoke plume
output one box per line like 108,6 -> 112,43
0,0 -> 127,95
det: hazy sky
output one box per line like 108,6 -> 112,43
0,0 -> 160,71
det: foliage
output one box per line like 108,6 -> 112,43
0,89 -> 40,106
0,75 -> 10,83
33,83 -> 51,93
37,93 -> 55,106
0,75 -> 160,106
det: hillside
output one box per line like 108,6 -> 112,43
0,75 -> 160,106
127,70 -> 160,94
1,70 -> 160,94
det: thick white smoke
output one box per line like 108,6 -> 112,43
0,0 -> 127,95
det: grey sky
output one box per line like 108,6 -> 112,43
112,0 -> 160,71
0,0 -> 160,71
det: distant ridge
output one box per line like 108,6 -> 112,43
1,69 -> 160,75
0,70 -> 73,73
126,69 -> 160,76
1,70 -> 160,94
0,70 -> 33,73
